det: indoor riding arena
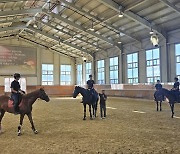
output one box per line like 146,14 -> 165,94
0,0 -> 180,154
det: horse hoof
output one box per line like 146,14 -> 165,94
17,132 -> 21,136
34,130 -> 38,134
83,118 -> 86,120
90,117 -> 93,120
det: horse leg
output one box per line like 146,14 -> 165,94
83,104 -> 86,120
92,104 -> 95,118
170,103 -> 174,118
27,113 -> 38,134
156,101 -> 159,111
0,110 -> 5,133
17,114 -> 25,136
160,101 -> 162,111
89,105 -> 93,120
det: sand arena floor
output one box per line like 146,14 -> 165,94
0,97 -> 180,154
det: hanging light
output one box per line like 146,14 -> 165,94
118,6 -> 123,18
149,28 -> 154,34
118,12 -> 123,18
89,20 -> 94,31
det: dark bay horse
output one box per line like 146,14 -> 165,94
73,86 -> 99,120
0,88 -> 50,136
154,90 -> 164,111
155,88 -> 180,118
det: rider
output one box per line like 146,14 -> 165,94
87,74 -> 96,100
10,73 -> 24,114
154,80 -> 164,101
171,77 -> 179,101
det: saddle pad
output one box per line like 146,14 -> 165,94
8,100 -> 22,108
8,100 -> 14,108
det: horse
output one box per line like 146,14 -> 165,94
154,90 -> 164,111
0,88 -> 50,136
73,86 -> 99,120
155,88 -> 180,118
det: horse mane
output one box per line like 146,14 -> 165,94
23,89 -> 40,99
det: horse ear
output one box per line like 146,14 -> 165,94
40,87 -> 44,91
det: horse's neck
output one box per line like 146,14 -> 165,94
79,88 -> 87,98
23,91 -> 39,105
162,89 -> 171,98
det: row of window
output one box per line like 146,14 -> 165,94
42,44 -> 180,85
42,64 -> 72,85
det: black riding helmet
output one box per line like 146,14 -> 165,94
174,77 -> 178,81
14,73 -> 21,79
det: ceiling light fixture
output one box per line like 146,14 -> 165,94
89,20 -> 94,31
149,28 -> 154,34
118,6 -> 123,18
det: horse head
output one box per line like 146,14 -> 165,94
39,88 -> 50,102
73,86 -> 81,98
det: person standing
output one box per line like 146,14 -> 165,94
99,90 -> 107,119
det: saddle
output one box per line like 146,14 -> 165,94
8,96 -> 23,108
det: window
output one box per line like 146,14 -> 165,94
42,64 -> 53,85
127,53 -> 138,84
86,62 -> 92,81
110,57 -> 118,84
77,64 -> 82,85
97,60 -> 105,84
4,78 -> 26,92
60,65 -> 71,85
146,48 -> 160,83
175,44 -> 180,79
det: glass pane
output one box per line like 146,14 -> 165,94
128,69 -> 132,78
133,53 -> 138,62
110,71 -> 114,79
176,63 -> 180,75
61,65 -> 65,71
175,44 -> 180,55
127,54 -> 132,63
133,68 -> 138,78
146,50 -> 152,60
42,75 -> 47,81
48,64 -> 53,70
153,48 -> 159,59
147,67 -> 153,77
114,71 -> 118,79
48,75 -> 53,81
42,64 -> 47,70
154,66 -> 160,76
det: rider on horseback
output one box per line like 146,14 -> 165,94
10,73 -> 25,114
87,74 -> 95,95
154,80 -> 164,101
171,77 -> 179,101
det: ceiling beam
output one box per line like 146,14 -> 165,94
97,0 -> 166,38
124,0 -> 149,11
0,25 -> 26,33
0,0 -> 28,2
19,35 -> 75,58
42,9 -> 118,46
0,7 -> 42,17
35,18 -> 105,51
159,0 -> 180,15
27,26 -> 93,57
59,0 -> 140,42
0,17 -> 32,24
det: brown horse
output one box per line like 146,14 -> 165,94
0,88 -> 50,136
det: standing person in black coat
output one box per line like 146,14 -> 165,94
99,90 -> 107,119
